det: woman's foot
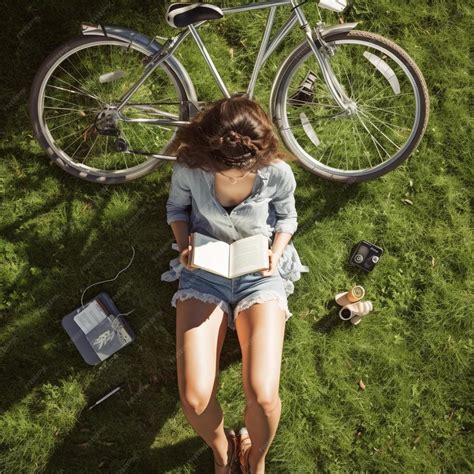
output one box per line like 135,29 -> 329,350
214,428 -> 238,473
238,427 -> 252,474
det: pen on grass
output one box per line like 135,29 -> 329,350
87,382 -> 126,411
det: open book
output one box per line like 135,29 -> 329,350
189,232 -> 270,278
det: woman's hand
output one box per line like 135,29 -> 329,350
179,244 -> 198,271
260,248 -> 280,276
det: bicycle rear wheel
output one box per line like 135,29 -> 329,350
29,35 -> 189,184
272,30 -> 429,183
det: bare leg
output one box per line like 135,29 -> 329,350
176,298 -> 230,470
235,300 -> 286,474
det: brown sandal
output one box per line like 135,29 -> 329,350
238,427 -> 252,474
214,428 -> 238,473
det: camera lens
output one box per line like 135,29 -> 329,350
339,307 -> 353,321
354,254 -> 364,264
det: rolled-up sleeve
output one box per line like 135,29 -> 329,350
166,162 -> 192,225
271,167 -> 298,235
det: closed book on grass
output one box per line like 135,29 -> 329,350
189,232 -> 269,278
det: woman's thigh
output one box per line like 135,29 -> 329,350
235,300 -> 286,403
176,297 -> 228,404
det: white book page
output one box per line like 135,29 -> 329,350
191,232 -> 230,277
73,299 -> 108,334
229,234 -> 269,278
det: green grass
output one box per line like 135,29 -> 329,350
0,0 -> 472,472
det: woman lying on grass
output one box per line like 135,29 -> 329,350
162,94 -> 309,473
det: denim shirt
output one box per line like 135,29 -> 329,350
160,159 -> 310,296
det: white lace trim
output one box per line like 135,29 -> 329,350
232,290 -> 293,330
171,289 -> 232,322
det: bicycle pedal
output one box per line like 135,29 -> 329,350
289,70 -> 317,106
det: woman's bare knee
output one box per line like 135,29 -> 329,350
180,385 -> 214,416
245,387 -> 281,416
179,369 -> 220,416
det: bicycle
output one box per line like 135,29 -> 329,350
29,0 -> 429,184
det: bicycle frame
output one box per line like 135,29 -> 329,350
110,0 -> 354,120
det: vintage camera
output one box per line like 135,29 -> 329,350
349,240 -> 384,272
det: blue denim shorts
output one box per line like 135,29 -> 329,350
171,267 -> 293,330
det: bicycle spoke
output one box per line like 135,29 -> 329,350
287,97 -> 340,109
363,92 -> 413,104
80,133 -> 99,164
70,137 -> 86,160
45,94 -> 95,110
48,80 -> 105,104
48,115 -> 85,132
358,110 -> 401,151
45,110 -> 93,120
44,105 -> 98,112
360,108 -> 411,134
354,81 -> 392,105
356,113 -> 391,161
57,125 -> 92,143
120,128 -> 135,167
66,56 -> 94,93
362,103 -> 413,120
57,64 -> 99,102
62,132 -> 86,153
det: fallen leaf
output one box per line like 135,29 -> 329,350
402,198 -> 414,205
358,379 -> 366,390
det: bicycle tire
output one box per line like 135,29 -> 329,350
271,30 -> 430,183
29,35 -> 190,184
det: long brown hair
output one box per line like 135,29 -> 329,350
169,94 -> 296,173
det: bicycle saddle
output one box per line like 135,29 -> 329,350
166,3 -> 224,29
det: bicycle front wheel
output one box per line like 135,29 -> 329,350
272,30 -> 429,183
29,35 -> 189,184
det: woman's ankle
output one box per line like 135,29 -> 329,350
213,450 -> 228,466
213,437 -> 230,466
248,453 -> 265,474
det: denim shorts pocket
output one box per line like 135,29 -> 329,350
178,267 -> 202,286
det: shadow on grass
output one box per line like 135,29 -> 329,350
0,144 -> 243,472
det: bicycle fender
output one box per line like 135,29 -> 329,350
80,23 -> 198,104
319,22 -> 358,39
